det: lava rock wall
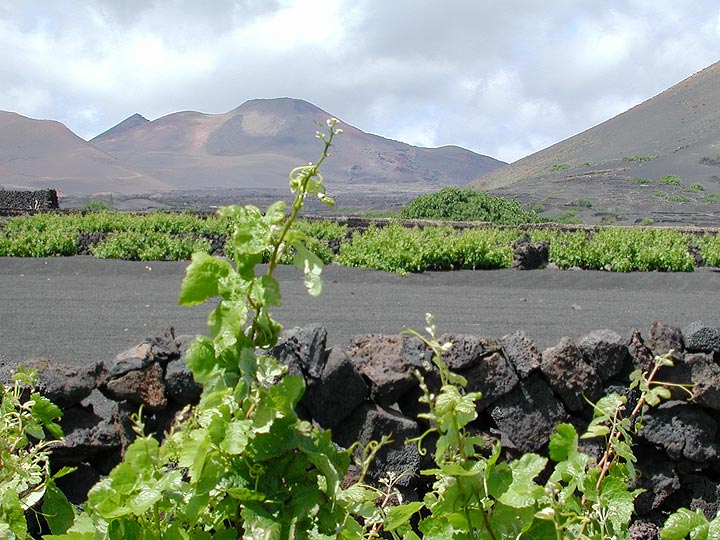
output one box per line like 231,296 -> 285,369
8,320 -> 720,524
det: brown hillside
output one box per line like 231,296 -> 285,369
0,111 -> 167,194
470,60 -> 720,225
91,98 -> 505,191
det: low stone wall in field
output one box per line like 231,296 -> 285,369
7,320 -> 720,525
0,189 -> 59,212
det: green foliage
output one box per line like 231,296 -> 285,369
703,193 -> 720,204
624,155 -> 656,162
49,118 -> 364,540
660,174 -> 682,186
530,228 -> 695,271
631,177 -> 652,185
336,223 -> 516,273
549,163 -> 570,172
0,367 -> 73,539
683,182 -> 705,193
0,230 -> 77,257
389,318 -> 685,540
666,194 -> 691,203
90,231 -> 212,261
82,200 -> 111,212
400,187 -> 543,225
698,234 -> 720,267
574,199 -> 592,208
549,209 -> 583,224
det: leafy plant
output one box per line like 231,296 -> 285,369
631,177 -> 652,185
660,175 -> 682,186
703,193 -> 720,204
682,182 -> 705,193
400,187 -> 543,225
666,194 -> 691,203
384,315 -> 688,539
550,209 -> 583,224
574,199 -> 592,208
82,200 -> 111,212
549,163 -> 570,172
0,367 -> 73,539
90,231 -> 212,261
47,118 -> 365,540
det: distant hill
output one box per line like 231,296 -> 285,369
91,97 -> 505,191
0,99 -> 503,195
471,60 -> 720,225
0,111 -> 166,193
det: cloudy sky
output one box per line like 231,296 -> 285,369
1,1 -> 719,163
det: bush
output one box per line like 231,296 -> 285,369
90,231 -> 211,261
660,174 -> 682,186
699,234 -> 720,267
549,163 -> 570,171
336,223 -> 516,274
631,177 -> 652,185
400,187 -> 543,225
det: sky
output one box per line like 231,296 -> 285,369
1,1 -> 719,163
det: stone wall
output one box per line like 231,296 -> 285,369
0,189 -> 59,213
9,321 -> 720,524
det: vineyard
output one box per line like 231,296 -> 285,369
3,122 -> 720,540
1,209 -> 719,273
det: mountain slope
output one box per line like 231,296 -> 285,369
91,98 -> 506,190
470,60 -> 720,224
0,111 -> 167,194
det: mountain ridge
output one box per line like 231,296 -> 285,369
0,98 -> 504,194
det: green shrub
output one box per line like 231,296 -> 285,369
90,231 -> 211,261
82,200 -> 111,212
0,230 -> 77,257
682,182 -> 705,193
631,177 -> 652,185
549,209 -> 583,224
699,234 -> 720,267
667,194 -> 691,203
549,162 -> 570,172
574,199 -> 592,208
660,174 -> 681,186
400,187 -> 543,224
336,223 -> 516,274
704,193 -> 720,204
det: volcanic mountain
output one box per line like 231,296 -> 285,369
471,60 -> 720,225
0,111 -> 166,194
0,98 -> 503,195
90,98 -> 504,191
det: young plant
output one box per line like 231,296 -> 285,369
47,119 -> 364,540
0,367 -> 73,539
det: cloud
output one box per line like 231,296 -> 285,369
1,1 -> 719,162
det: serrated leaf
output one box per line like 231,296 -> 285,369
43,512 -> 97,540
292,241 -> 324,296
384,502 -> 424,531
220,420 -> 251,455
599,475 -> 636,531
178,252 -> 234,305
500,453 -> 547,508
231,205 -> 270,256
581,424 -> 611,439
549,423 -> 577,462
30,393 -> 63,439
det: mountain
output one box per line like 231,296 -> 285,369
471,60 -> 720,225
91,98 -> 505,191
0,111 -> 167,194
0,99 -> 503,195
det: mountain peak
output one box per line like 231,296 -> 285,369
91,113 -> 149,142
